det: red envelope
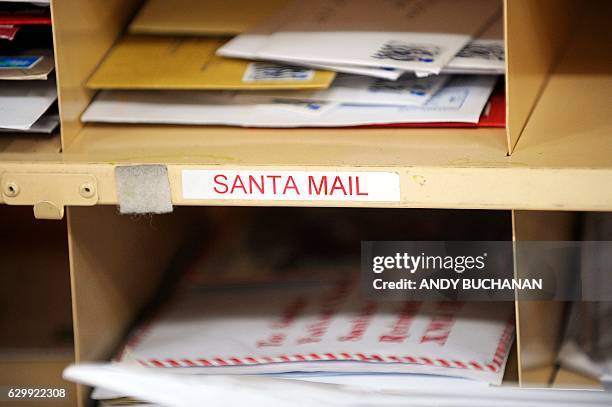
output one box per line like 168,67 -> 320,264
0,8 -> 52,26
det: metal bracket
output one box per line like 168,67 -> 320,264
1,173 -> 98,220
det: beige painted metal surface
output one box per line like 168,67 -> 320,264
0,206 -> 75,406
67,206 -> 191,404
512,210 -> 577,386
50,0 -> 142,149
504,0 -> 575,152
1,173 -> 98,219
512,1 -> 612,166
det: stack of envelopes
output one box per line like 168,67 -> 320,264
82,0 -> 506,128
0,0 -> 58,134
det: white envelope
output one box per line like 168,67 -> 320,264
0,113 -> 58,133
216,1 -> 402,80
64,364 -> 612,407
271,101 -> 338,115
251,0 -> 502,75
257,32 -> 467,75
234,74 -> 450,107
81,75 -> 497,127
283,60 -> 402,80
0,77 -> 57,130
218,34 -> 402,80
91,373 -> 487,402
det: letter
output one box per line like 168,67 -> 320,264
372,258 -> 385,274
427,255 -> 443,270
355,176 -> 369,196
395,253 -> 403,269
248,175 -> 265,194
283,175 -> 300,195
330,176 -> 348,195
230,175 -> 247,194
309,176 -> 328,195
373,279 -> 383,289
454,256 -> 466,273
384,256 -> 395,269
268,175 -> 281,194
420,319 -> 453,345
213,174 -> 228,194
475,255 -> 486,269
464,256 -> 475,269
402,253 -> 410,270
409,255 -> 421,273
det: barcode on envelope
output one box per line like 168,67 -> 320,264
456,42 -> 505,61
372,41 -> 441,63
243,62 -> 315,82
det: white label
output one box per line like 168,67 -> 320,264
182,170 -> 400,202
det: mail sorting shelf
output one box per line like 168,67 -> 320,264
66,206 -> 607,405
0,0 -> 609,397
48,0 -> 573,152
1,0 -> 610,213
67,206 -> 525,406
0,205 -> 76,407
0,205 -> 594,406
515,211 -> 612,390
0,0 -> 599,214
0,0 -> 609,403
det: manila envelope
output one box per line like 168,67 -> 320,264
129,0 -> 288,35
86,35 -> 335,90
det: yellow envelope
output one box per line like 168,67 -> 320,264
86,35 -> 335,90
129,0 -> 288,35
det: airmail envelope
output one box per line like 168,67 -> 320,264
86,35 -> 335,90
129,0 -> 289,35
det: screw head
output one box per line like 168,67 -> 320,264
4,182 -> 19,197
79,183 -> 95,198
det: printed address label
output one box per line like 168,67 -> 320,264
182,170 -> 400,202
